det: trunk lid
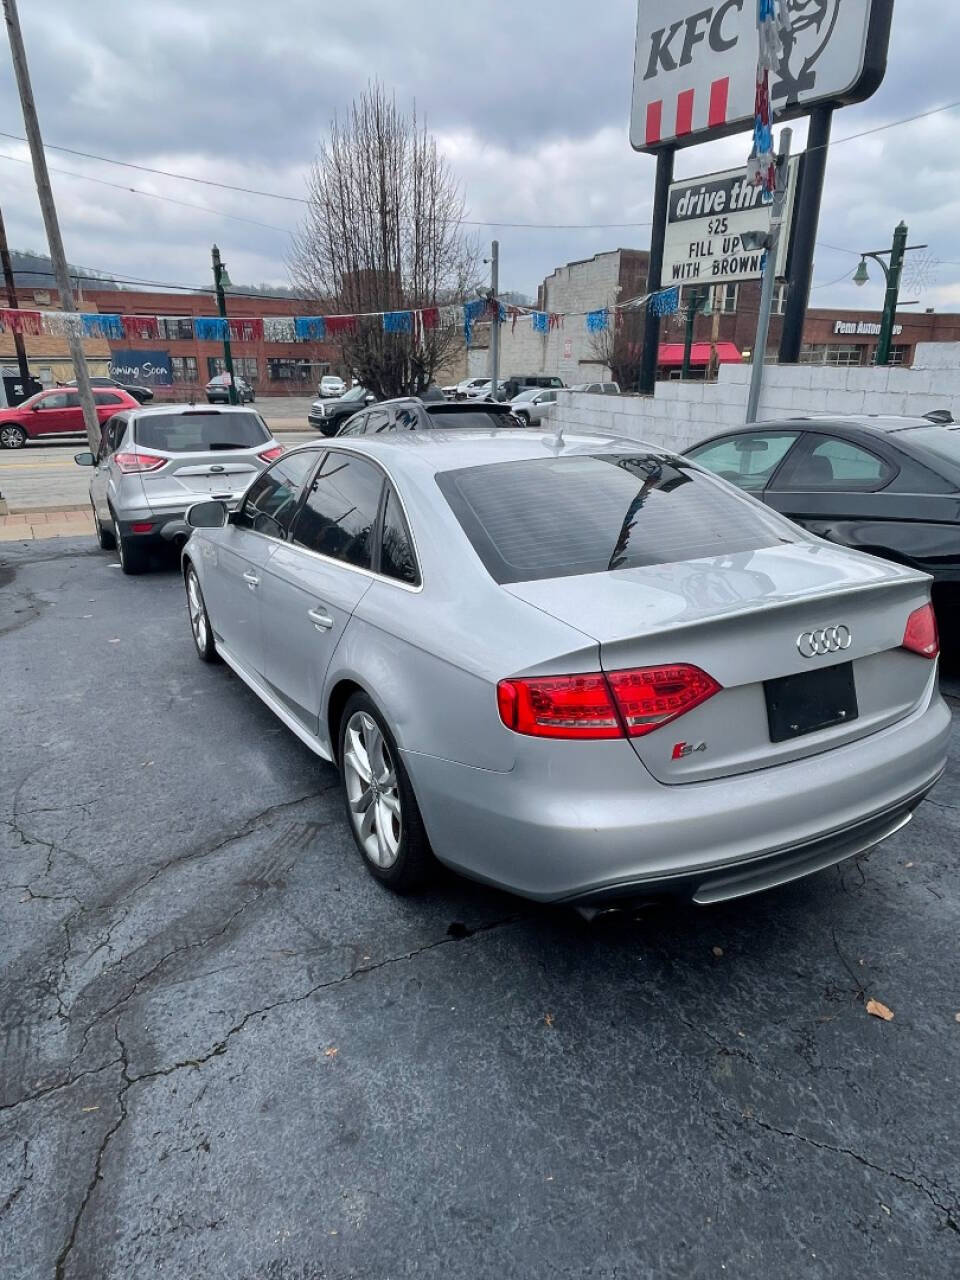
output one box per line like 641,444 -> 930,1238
505,543 -> 935,783
132,409 -> 272,508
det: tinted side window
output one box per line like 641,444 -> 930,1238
293,453 -> 383,570
380,488 -> 419,585
688,432 -> 799,492
94,391 -> 123,405
776,436 -> 894,491
337,414 -> 367,437
38,392 -> 68,410
238,451 -> 319,538
365,410 -> 392,433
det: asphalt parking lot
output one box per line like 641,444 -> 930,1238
2,536 -> 959,1279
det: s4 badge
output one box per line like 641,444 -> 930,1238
672,741 -> 707,760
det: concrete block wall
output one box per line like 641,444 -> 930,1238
552,355 -> 960,454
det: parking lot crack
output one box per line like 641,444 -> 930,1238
0,1056 -> 122,1116
129,913 -> 522,1087
53,1020 -> 131,1280
743,1113 -> 959,1229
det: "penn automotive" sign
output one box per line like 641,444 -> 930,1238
631,0 -> 893,152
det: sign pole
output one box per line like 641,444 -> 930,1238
638,146 -> 673,395
778,105 -> 832,363
747,127 -> 792,424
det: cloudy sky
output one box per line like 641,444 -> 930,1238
0,0 -> 956,312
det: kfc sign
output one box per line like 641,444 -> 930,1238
631,0 -> 894,152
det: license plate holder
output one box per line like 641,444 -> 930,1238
764,662 -> 858,743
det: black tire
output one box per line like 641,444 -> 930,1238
515,411 -> 530,426
0,423 -> 26,449
113,512 -> 149,575
92,503 -> 116,551
338,692 -> 433,892
185,563 -> 220,663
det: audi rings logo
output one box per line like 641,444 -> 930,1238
797,625 -> 852,659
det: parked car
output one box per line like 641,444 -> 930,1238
442,377 -> 490,400
570,381 -> 621,395
308,385 -> 376,435
178,430 -> 947,904
74,404 -> 283,574
509,387 -> 560,425
465,379 -> 507,401
502,374 -> 564,400
65,375 -> 154,405
0,386 -> 139,449
318,375 -> 347,398
686,415 -> 960,631
336,397 -> 522,435
205,373 -> 255,404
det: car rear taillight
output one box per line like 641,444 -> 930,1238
131,522 -> 155,534
258,445 -> 284,462
497,664 -> 721,740
114,451 -> 165,474
606,665 -> 722,737
902,602 -> 939,658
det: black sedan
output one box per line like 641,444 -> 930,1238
335,397 -> 523,435
65,376 -> 154,404
687,414 -> 960,627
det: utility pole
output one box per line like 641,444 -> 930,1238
680,287 -> 707,380
0,204 -> 32,391
778,106 -> 832,364
3,0 -> 100,451
746,127 -> 792,424
488,239 -> 500,400
211,244 -> 237,405
639,148 -> 675,395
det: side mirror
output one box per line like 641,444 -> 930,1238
186,500 -> 228,528
74,451 -> 96,467
365,393 -> 375,403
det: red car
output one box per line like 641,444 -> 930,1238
0,386 -> 139,449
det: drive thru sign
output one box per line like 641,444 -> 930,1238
662,160 -> 799,285
630,0 -> 894,152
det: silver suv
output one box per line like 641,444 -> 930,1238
75,404 -> 283,574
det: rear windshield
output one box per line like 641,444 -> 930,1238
134,410 -> 270,453
425,409 -> 517,430
436,453 -> 795,583
899,426 -> 960,476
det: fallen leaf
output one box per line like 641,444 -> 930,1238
81,1105 -> 100,1113
712,946 -> 724,958
880,1203 -> 891,1216
866,999 -> 894,1022
544,1012 -> 554,1027
323,1047 -> 338,1058
904,861 -> 914,868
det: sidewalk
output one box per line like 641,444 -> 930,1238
0,509 -> 94,541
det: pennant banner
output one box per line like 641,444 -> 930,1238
81,313 -> 125,339
649,287 -> 679,317
294,315 -> 326,341
586,308 -> 609,333
229,317 -> 264,342
122,315 -> 159,341
42,312 -> 84,338
383,310 -> 413,334
264,316 -> 296,342
531,311 -> 549,334
325,315 -> 357,337
194,316 -> 228,341
0,308 -> 44,336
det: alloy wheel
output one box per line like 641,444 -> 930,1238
342,711 -> 402,868
0,424 -> 26,449
186,571 -> 208,654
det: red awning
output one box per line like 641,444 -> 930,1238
657,341 -> 742,367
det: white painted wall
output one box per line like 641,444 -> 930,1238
551,341 -> 960,453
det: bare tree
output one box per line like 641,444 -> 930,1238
588,311 -> 647,391
289,84 -> 477,398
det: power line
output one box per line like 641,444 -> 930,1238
0,96 -> 955,231
0,148 -> 294,234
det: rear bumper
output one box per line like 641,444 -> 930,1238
115,511 -> 186,544
401,687 -> 950,904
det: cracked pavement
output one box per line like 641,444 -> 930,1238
1,537 -> 959,1279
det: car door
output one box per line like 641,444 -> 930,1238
763,432 -> 900,551
28,390 -> 74,438
90,414 -> 128,520
259,451 -> 385,735
686,429 -> 804,497
203,450 -> 321,678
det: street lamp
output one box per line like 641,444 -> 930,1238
211,244 -> 238,405
854,222 -> 926,366
680,286 -> 711,381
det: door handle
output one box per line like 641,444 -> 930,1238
242,570 -> 260,589
307,607 -> 334,631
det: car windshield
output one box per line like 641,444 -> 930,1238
513,389 -> 540,402
425,408 -> 517,429
437,453 -> 795,583
134,410 -> 270,452
342,386 -> 367,401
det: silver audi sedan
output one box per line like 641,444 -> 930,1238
179,430 -> 949,905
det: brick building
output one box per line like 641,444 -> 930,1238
4,286 -> 339,399
469,250 -> 960,386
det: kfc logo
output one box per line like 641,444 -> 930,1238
774,0 -> 844,101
